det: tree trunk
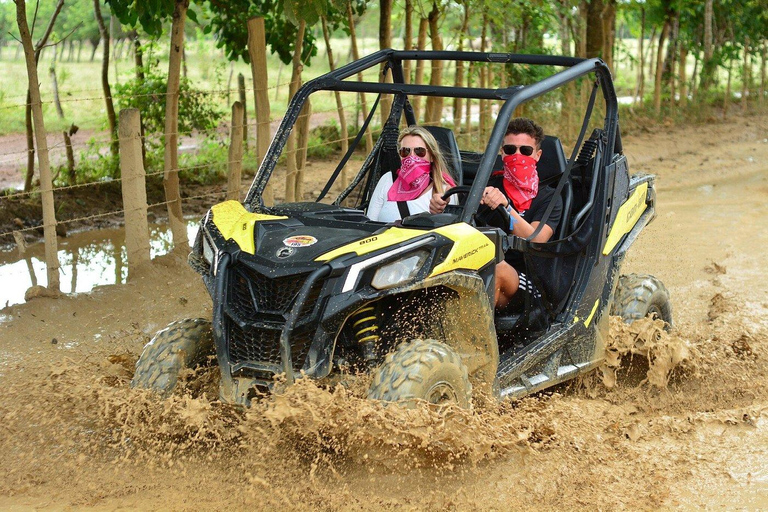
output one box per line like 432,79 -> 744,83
479,11 -> 490,138
663,10 -> 679,104
94,0 -> 118,158
247,17 -> 273,205
63,130 -> 75,186
322,16 -> 350,187
424,1 -> 444,125
24,92 -> 35,192
633,7 -> 645,104
22,0 -> 65,193
724,57 -> 733,118
347,3 -> 373,153
379,0 -> 393,125
653,20 -> 669,116
741,39 -> 750,112
412,17 -> 428,122
133,31 -> 144,81
585,0 -> 604,59
284,20 -> 306,203
238,73 -> 248,150
600,0 -> 616,70
760,42 -> 766,107
463,62 -> 473,141
163,0 -> 190,253
49,45 -> 65,118
678,46 -> 688,107
452,1 -> 469,131
699,0 -> 714,96
403,0 -> 414,83
16,0 -> 60,292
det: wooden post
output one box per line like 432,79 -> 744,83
227,101 -> 245,201
119,108 -> 151,270
238,73 -> 248,150
247,17 -> 273,205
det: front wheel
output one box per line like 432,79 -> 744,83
131,318 -> 214,397
611,274 -> 673,328
368,339 -> 472,408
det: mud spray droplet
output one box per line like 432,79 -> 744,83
51,338 -> 58,345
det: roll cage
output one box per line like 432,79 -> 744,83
244,50 -> 619,229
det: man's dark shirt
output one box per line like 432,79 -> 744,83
488,175 -> 563,270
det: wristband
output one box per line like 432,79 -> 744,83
507,209 -> 517,232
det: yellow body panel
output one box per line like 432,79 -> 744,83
211,201 -> 287,255
316,222 -> 495,275
316,226 -> 427,261
428,223 -> 495,276
603,182 -> 648,255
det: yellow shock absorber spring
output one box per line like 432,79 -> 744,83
351,305 -> 380,345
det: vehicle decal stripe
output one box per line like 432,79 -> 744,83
316,226 -> 428,261
211,201 -> 287,254
584,299 -> 600,327
603,182 -> 648,255
428,223 -> 495,276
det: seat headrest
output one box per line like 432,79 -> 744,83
537,135 -> 567,184
423,126 -> 462,184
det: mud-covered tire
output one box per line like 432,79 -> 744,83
368,339 -> 472,408
131,318 -> 214,397
612,274 -> 673,327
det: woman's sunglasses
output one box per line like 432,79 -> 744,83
398,146 -> 428,158
502,144 -> 535,156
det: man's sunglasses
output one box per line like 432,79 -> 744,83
398,146 -> 428,158
502,144 -> 535,156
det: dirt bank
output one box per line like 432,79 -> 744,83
0,111 -> 767,510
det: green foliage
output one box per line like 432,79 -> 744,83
114,70 -> 222,140
200,0 -> 317,65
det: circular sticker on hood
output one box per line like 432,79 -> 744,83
283,235 -> 318,247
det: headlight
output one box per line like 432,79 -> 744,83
371,251 -> 429,290
202,233 -> 216,264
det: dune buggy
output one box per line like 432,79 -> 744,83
132,50 -> 672,407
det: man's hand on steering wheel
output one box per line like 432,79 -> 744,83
481,186 -> 508,210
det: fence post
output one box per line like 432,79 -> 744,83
227,101 -> 245,201
238,73 -> 248,150
119,108 -> 151,271
247,17 -> 273,205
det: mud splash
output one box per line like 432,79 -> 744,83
600,316 -> 694,389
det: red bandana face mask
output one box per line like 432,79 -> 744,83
502,153 -> 539,211
388,155 -> 433,201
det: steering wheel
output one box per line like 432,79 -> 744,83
475,202 -> 512,234
441,185 -> 472,202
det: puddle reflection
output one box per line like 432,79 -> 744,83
0,221 -> 199,308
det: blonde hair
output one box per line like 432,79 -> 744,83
398,125 -> 453,195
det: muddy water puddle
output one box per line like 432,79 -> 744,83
0,221 -> 199,308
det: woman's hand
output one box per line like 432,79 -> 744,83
429,192 -> 448,214
481,187 -> 509,210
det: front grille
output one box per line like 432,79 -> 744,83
228,322 -> 314,370
224,265 -> 323,372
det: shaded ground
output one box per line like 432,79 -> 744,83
0,111 -> 767,510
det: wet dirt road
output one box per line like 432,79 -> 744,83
0,112 -> 766,510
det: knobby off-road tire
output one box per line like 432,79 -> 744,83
612,274 -> 673,327
131,318 -> 214,397
368,339 -> 472,408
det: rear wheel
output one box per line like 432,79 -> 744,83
611,274 -> 673,327
131,318 -> 214,397
368,339 -> 472,408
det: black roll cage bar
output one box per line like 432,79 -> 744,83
245,49 -> 618,225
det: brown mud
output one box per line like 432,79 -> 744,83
1,112 -> 767,510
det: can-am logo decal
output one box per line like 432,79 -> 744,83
276,247 -> 295,258
283,235 -> 318,247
